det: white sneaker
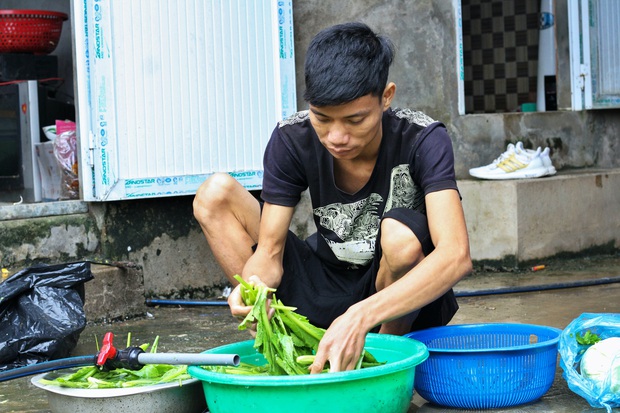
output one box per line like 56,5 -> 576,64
520,145 -> 557,177
469,142 -> 517,178
469,142 -> 550,180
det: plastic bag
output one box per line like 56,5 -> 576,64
559,312 -> 620,412
53,120 -> 79,199
0,262 -> 93,371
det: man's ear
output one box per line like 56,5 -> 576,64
382,82 -> 396,110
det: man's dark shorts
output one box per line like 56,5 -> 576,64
273,207 -> 459,331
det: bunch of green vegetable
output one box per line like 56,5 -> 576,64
576,330 -> 601,346
39,335 -> 191,389
206,275 -> 383,376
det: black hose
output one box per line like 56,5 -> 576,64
455,276 -> 620,297
0,355 -> 96,382
146,277 -> 620,306
146,298 -> 229,307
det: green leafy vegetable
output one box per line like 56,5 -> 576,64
576,330 -> 602,346
207,275 -> 384,376
39,335 -> 191,389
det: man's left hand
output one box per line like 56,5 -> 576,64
309,303 -> 370,373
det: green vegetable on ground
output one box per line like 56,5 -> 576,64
39,335 -> 191,389
205,275 -> 384,376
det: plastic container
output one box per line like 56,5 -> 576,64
0,10 -> 68,54
405,323 -> 562,409
42,125 -> 58,141
188,333 -> 428,413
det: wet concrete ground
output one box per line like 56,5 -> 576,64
1,254 -> 619,412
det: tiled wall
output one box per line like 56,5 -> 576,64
462,0 -> 540,113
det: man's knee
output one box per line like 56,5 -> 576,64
193,173 -> 237,220
380,218 -> 425,273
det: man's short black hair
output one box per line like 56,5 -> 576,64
303,22 -> 394,107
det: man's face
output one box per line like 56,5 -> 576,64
308,85 -> 394,161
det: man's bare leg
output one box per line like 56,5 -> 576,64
193,173 -> 261,284
375,218 -> 425,335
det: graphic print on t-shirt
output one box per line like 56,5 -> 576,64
384,164 -> 425,212
314,164 -> 424,266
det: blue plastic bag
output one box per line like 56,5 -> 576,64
559,313 -> 620,412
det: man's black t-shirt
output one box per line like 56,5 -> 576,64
261,107 -> 458,269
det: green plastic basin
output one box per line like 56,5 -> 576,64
188,333 -> 428,413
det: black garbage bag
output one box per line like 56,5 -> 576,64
0,262 -> 93,371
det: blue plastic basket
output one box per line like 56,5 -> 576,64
405,323 -> 562,409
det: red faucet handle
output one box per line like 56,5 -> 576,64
96,332 -> 118,367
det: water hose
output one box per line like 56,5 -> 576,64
146,298 -> 228,306
0,332 -> 240,382
145,276 -> 620,306
454,276 -> 620,297
0,355 -> 95,382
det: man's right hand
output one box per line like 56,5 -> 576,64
227,275 -> 272,337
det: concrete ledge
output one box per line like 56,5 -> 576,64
0,213 -> 99,267
84,264 -> 146,322
0,200 -> 89,221
459,168 -> 620,264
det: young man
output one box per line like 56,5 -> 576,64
193,22 -> 472,373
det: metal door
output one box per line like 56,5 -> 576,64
72,0 -> 296,201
